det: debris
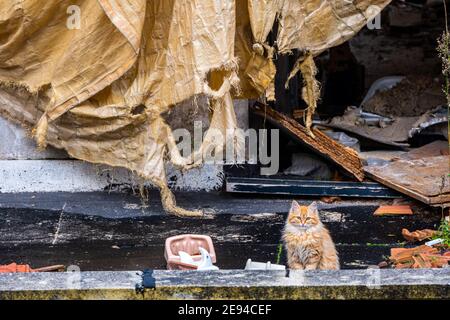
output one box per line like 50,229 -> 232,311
390,245 -> 450,269
165,235 -> 217,270
400,141 -> 449,160
365,156 -> 450,207
323,130 -> 360,152
359,150 -> 406,167
374,205 -> 413,216
362,76 -> 445,117
318,107 -> 409,148
283,153 -> 332,180
408,106 -> 448,139
245,259 -> 286,271
320,196 -> 342,204
319,106 -> 447,149
402,228 -> 438,242
360,76 -> 405,107
179,247 -> 219,271
33,265 -> 66,272
389,245 -> 450,269
0,263 -> 65,273
426,238 -> 444,247
0,263 -> 33,273
250,103 -> 364,181
0,0 -> 392,216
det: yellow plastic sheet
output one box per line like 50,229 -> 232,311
0,0 -> 391,215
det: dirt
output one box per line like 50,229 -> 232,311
363,75 -> 446,117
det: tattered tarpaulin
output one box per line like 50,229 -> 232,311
0,0 -> 391,216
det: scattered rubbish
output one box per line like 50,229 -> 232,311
365,156 -> 450,207
408,106 -> 448,139
245,259 -> 286,271
165,234 -> 217,270
283,153 -> 332,180
250,103 -> 364,181
359,150 -> 406,167
0,263 -> 65,273
360,76 -> 405,107
319,106 -> 447,149
318,107 -> 410,148
426,238 -> 444,247
402,228 -> 438,242
389,245 -> 450,269
0,263 -> 33,273
400,140 -> 449,160
323,131 -> 360,152
320,196 -> 342,204
374,205 -> 413,216
362,76 -> 446,118
0,0 -> 391,216
179,247 -> 219,271
33,265 -> 66,272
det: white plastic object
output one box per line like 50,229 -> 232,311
245,259 -> 286,271
425,238 -> 444,247
178,247 -> 219,271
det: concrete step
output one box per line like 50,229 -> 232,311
0,160 -> 223,192
0,269 -> 448,300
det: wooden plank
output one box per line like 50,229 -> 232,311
373,205 -> 413,216
226,177 -> 400,198
364,156 -> 450,206
250,103 -> 364,181
365,170 -> 433,205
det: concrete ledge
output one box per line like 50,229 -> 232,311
0,160 -> 223,193
0,269 -> 448,300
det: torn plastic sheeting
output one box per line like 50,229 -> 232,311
0,0 -> 391,216
408,106 -> 448,138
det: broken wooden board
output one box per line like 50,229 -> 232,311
365,155 -> 450,206
374,205 -> 413,216
250,103 -> 364,181
226,177 -> 400,198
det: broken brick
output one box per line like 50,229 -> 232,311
374,205 -> 413,216
402,228 -> 438,242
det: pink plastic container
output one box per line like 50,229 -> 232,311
164,234 -> 217,270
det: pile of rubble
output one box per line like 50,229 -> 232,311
389,245 -> 450,269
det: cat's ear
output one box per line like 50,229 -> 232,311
289,200 -> 301,214
308,201 -> 319,214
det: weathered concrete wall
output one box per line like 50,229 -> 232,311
0,117 -> 67,160
0,269 -> 448,300
0,100 -> 249,193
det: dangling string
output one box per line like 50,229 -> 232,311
285,53 -> 320,136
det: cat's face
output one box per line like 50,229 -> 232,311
287,201 -> 321,230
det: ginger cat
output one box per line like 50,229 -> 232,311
282,201 -> 339,270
